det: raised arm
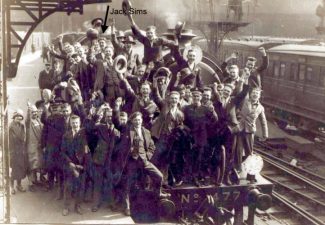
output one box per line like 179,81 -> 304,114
256,47 -> 268,72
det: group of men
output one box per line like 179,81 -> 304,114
9,13 -> 269,218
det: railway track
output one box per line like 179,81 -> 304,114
254,141 -> 325,225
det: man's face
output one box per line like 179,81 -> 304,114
104,47 -> 114,59
137,66 -> 146,77
202,90 -> 211,103
93,41 -> 100,52
99,40 -> 106,49
140,84 -> 151,97
77,47 -> 85,57
31,110 -> 38,119
146,29 -> 156,42
61,106 -> 71,118
45,64 -> 51,71
250,89 -> 261,102
229,68 -> 239,80
187,51 -> 196,64
157,77 -> 166,87
179,89 -> 185,98
169,94 -> 180,106
246,61 -> 255,70
54,62 -> 60,71
104,111 -> 113,124
132,115 -> 143,128
70,118 -> 81,131
192,93 -> 202,104
66,45 -> 74,55
119,115 -> 128,125
184,89 -> 192,99
73,55 -> 81,63
222,88 -> 232,99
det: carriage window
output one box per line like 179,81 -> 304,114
298,64 -> 305,81
320,67 -> 325,87
306,67 -> 313,84
280,63 -> 286,77
290,64 -> 298,81
274,62 -> 280,77
268,61 -> 274,76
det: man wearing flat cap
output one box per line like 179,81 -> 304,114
90,107 -> 120,212
38,62 -> 55,91
151,81 -> 184,186
41,101 -> 66,195
183,88 -> 218,186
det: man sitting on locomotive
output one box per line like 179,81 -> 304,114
126,12 -> 177,82
169,48 -> 203,89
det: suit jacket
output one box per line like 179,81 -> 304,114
92,124 -> 120,166
151,87 -> 184,139
183,104 -> 218,147
75,60 -> 92,96
121,78 -> 158,128
38,69 -> 54,90
116,126 -> 155,167
41,114 -> 66,149
238,97 -> 268,137
61,129 -> 89,172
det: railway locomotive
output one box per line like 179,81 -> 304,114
209,38 -> 325,139
50,27 -> 274,225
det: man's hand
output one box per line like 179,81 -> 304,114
258,47 -> 267,56
116,72 -> 125,80
259,136 -> 267,142
225,52 -> 238,63
58,35 -> 63,42
69,162 -> 76,169
108,18 -> 115,27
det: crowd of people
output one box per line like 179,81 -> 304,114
9,13 -> 269,217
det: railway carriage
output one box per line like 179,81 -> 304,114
214,38 -> 325,137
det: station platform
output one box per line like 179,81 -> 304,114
9,185 -> 134,224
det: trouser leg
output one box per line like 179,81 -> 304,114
93,165 -> 104,207
243,133 -> 254,157
143,161 -> 163,195
63,175 -> 72,209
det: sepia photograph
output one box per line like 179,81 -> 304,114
0,0 -> 324,224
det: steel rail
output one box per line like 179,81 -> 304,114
261,156 -> 325,193
272,192 -> 325,225
255,141 -> 325,183
264,174 -> 325,208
